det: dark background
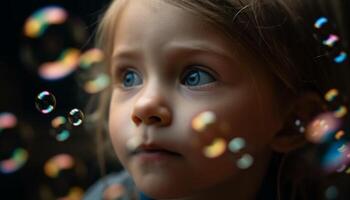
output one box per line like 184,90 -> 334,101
0,0 -> 349,200
0,0 -> 121,199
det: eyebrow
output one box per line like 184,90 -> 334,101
112,41 -> 236,63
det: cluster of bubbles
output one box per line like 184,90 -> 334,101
0,112 -> 29,174
314,17 -> 348,64
22,6 -> 110,94
35,91 -> 85,142
304,87 -> 350,174
191,111 -> 253,170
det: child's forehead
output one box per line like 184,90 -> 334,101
112,0 -> 242,60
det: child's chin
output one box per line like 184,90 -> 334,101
135,173 -> 191,199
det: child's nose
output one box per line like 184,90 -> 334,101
131,93 -> 172,127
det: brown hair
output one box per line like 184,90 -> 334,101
92,0 -> 350,199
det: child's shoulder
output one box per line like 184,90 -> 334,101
83,170 -> 138,200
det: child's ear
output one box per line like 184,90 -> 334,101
270,92 -> 326,153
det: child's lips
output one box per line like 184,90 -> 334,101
130,144 -> 182,161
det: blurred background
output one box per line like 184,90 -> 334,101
0,0 -> 122,199
0,0 -> 350,200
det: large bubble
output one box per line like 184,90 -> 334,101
21,6 -> 87,81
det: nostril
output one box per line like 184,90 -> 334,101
148,116 -> 161,124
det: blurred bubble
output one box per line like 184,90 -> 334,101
35,91 -> 56,114
314,17 -> 328,29
323,34 -> 339,47
38,48 -> 81,80
44,154 -> 74,178
335,164 -> 346,173
192,111 -> 216,133
334,51 -> 347,64
335,130 -> 345,140
325,185 -> 338,200
325,89 -> 339,102
0,148 -> 28,174
228,137 -> 246,153
67,108 -> 84,126
306,112 -> 341,143
77,48 -> 110,94
21,6 -> 87,80
51,116 -> 71,142
24,6 -> 68,38
0,112 -> 17,132
322,141 -> 350,173
203,138 -> 226,158
236,153 -> 254,169
126,136 -> 143,152
333,105 -> 347,118
103,184 -> 126,200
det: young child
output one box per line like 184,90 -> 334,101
84,0 -> 350,199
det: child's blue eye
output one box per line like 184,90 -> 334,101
182,69 -> 216,87
122,70 -> 142,87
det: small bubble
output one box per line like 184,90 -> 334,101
314,17 -> 328,29
334,105 -> 347,118
325,89 -> 339,102
68,108 -> 84,126
323,34 -> 339,47
35,91 -> 56,114
192,111 -> 216,133
228,137 -> 246,153
51,116 -> 70,141
203,138 -> 226,158
236,153 -> 254,169
306,112 -> 341,143
334,130 -> 345,140
334,51 -> 347,64
325,185 -> 338,200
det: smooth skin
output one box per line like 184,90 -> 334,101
108,0 -> 286,199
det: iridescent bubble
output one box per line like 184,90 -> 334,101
103,184 -> 126,200
192,111 -> 216,133
0,148 -> 29,174
314,17 -> 328,29
77,48 -> 110,94
35,91 -> 56,114
44,154 -> 74,178
0,112 -> 17,132
51,116 -> 70,142
236,153 -> 254,169
325,185 -> 338,200
306,112 -> 341,143
203,138 -> 226,158
334,51 -> 347,64
321,141 -> 350,173
322,34 -> 339,47
67,108 -> 84,126
21,6 -> 87,80
228,137 -> 246,153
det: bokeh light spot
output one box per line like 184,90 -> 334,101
203,138 -> 226,158
192,111 -> 216,133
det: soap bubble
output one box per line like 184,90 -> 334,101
67,108 -> 84,126
51,116 -> 71,142
35,91 -> 56,114
203,138 -> 226,158
0,148 -> 29,174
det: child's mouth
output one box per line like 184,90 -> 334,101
131,146 -> 182,161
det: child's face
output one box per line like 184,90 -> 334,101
108,0 -> 284,198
